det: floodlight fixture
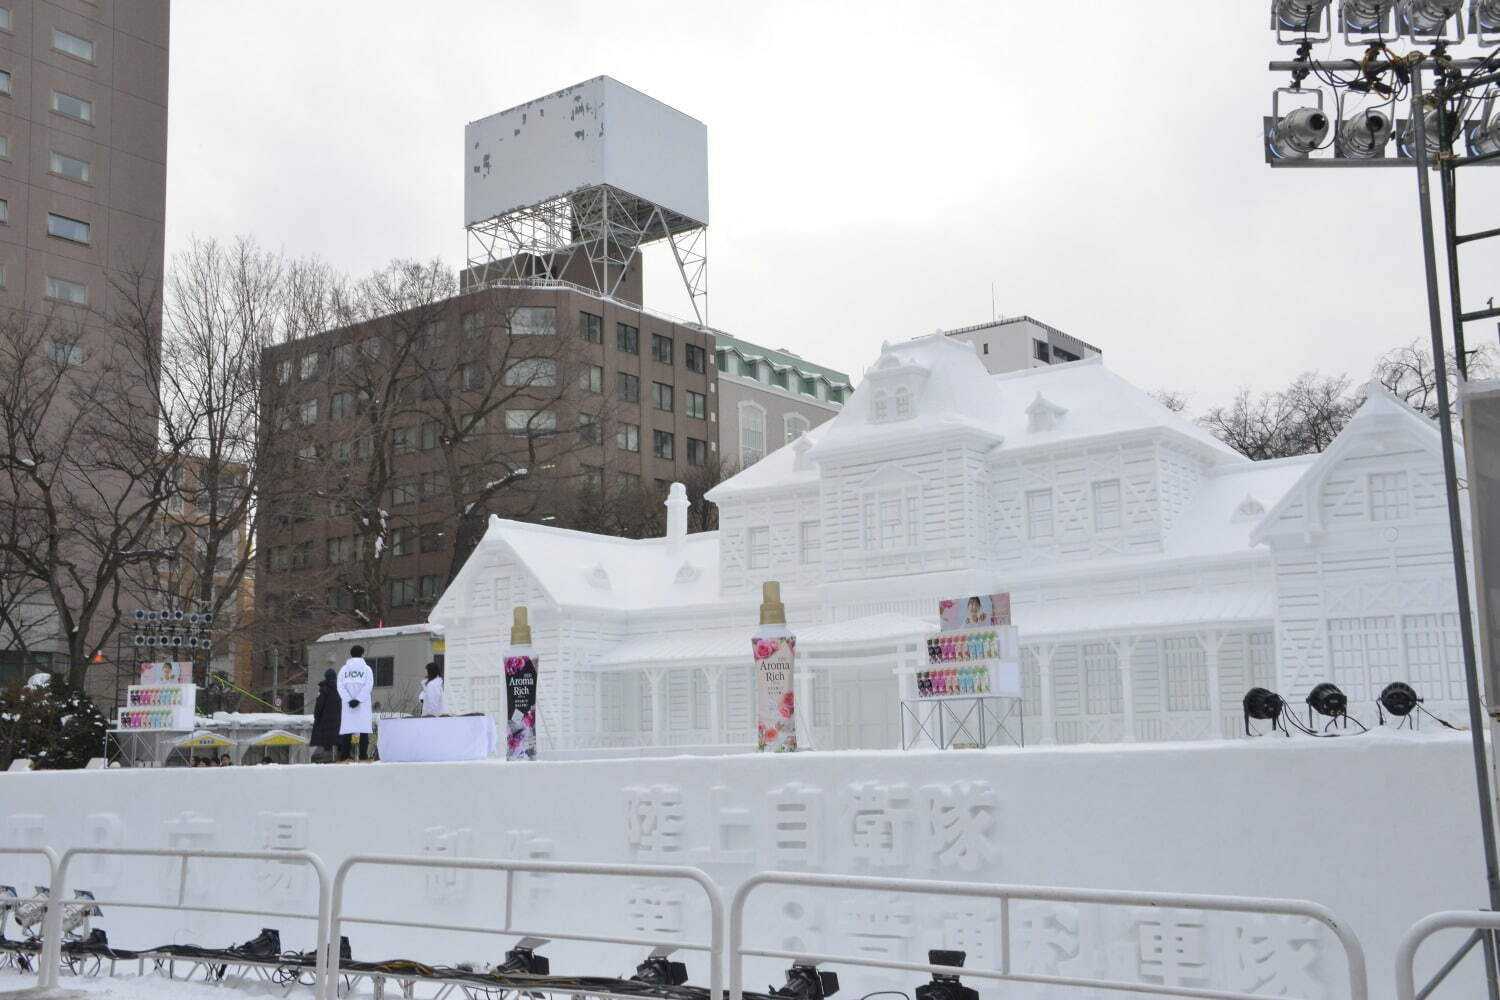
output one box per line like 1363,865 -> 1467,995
1399,109 -> 1462,158
1476,0 -> 1500,38
1469,112 -> 1500,156
1307,681 -> 1353,730
1399,0 -> 1466,35
1342,0 -> 1398,34
13,887 -> 48,938
1339,109 -> 1394,157
771,964 -> 840,1000
1274,0 -> 1335,40
1244,687 -> 1290,736
230,927 -> 281,960
61,890 -> 100,938
632,948 -> 689,987
133,610 -> 146,621
133,634 -> 147,647
202,612 -> 214,625
1269,104 -> 1331,159
915,950 -> 978,1000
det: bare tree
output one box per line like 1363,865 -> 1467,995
1150,388 -> 1189,414
1373,339 -> 1497,417
1198,372 -> 1356,460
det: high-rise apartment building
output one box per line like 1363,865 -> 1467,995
942,316 -> 1101,374
0,1 -> 168,320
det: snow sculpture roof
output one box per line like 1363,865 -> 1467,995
434,518 -> 723,615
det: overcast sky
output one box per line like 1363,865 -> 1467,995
166,1 -> 1500,409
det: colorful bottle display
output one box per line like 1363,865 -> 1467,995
115,684 -> 196,729
919,630 -> 1007,698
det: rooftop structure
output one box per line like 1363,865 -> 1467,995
941,315 -> 1102,374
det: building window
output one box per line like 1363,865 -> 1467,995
504,357 -> 557,387
739,402 -> 766,465
579,412 -> 601,444
652,430 -> 674,460
389,578 -> 416,607
390,526 -> 415,557
47,151 -> 90,186
581,311 -> 603,344
616,422 -> 640,452
330,392 -> 354,419
0,9 -> 10,31
616,323 -> 639,354
508,306 -> 555,336
798,375 -> 816,396
45,276 -> 87,304
419,421 -> 440,451
275,360 -> 292,385
784,413 -> 810,443
652,381 -> 673,412
326,536 -> 351,565
44,338 -> 84,367
686,437 -> 708,466
1093,479 -> 1122,531
460,363 -> 484,392
686,390 -> 706,419
616,371 -> 639,403
420,522 -> 445,553
1054,347 -> 1080,363
0,71 -> 10,96
651,333 -> 673,364
299,354 -> 318,380
332,343 -> 355,371
419,574 -> 442,602
982,343 -> 990,355
361,336 -> 381,360
52,27 -> 95,62
367,656 -> 395,687
505,409 -> 557,436
0,136 -> 8,159
685,343 -> 707,373
1027,489 -> 1054,539
747,527 -> 770,570
46,213 -> 90,245
461,310 -> 484,340
419,470 -> 448,499
51,90 -> 92,122
1368,471 -> 1410,521
0,198 -> 8,222
799,520 -> 821,564
1032,339 -> 1050,362
828,386 -> 844,404
298,399 -> 318,426
391,425 -> 416,455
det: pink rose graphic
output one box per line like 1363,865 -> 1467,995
504,656 -> 529,675
779,690 -> 795,719
754,638 -> 778,660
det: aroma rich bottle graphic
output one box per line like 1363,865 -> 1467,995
753,582 -> 797,752
504,606 -> 539,762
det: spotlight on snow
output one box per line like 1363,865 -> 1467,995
1378,681 -> 1422,725
1269,107 -> 1330,159
1306,681 -> 1353,730
631,949 -> 688,986
1338,110 -> 1392,158
1243,687 -> 1289,736
915,951 -> 977,1000
1274,0 -> 1333,29
771,964 -> 839,999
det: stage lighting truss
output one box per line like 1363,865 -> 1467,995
1266,87 -> 1332,161
1338,106 -> 1396,156
130,607 -> 216,654
1342,0 -> 1400,42
1399,0 -> 1467,40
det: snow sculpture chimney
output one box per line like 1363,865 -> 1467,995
665,482 -> 689,548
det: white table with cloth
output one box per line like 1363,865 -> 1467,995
376,715 -> 499,762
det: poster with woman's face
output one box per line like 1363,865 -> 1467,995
938,593 -> 1011,630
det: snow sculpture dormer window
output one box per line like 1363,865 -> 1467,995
586,562 -> 611,589
1026,392 -> 1068,433
1232,495 -> 1267,524
864,346 -> 929,424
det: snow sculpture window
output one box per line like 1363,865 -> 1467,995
747,527 -> 770,570
1403,613 -> 1462,699
1026,489 -> 1054,539
739,402 -> 766,466
1163,637 -> 1208,712
862,492 -> 920,550
1092,480 -> 1121,531
894,386 -> 912,419
1368,472 -> 1410,521
1082,643 -> 1122,715
784,413 -> 811,444
1327,616 -> 1398,702
799,520 -> 821,564
871,390 -> 889,422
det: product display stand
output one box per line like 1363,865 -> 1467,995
901,694 -> 1023,750
900,623 -> 1024,750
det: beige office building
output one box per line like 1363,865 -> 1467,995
942,315 -> 1101,374
714,333 -> 850,470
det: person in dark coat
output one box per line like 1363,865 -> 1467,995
310,668 -> 341,762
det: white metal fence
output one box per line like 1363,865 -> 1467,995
0,845 -> 60,992
729,871 -> 1370,1000
1394,910 -> 1500,1000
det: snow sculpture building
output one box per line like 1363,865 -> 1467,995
432,333 -> 1470,751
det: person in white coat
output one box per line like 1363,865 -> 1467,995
419,662 -> 445,717
337,645 -> 375,761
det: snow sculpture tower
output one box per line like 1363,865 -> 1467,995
464,76 -> 710,323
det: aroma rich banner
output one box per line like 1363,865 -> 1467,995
504,654 -> 538,760
753,634 -> 796,752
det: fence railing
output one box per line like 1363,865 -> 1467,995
0,845 -> 61,992
327,855 -> 726,1000
1394,910 -> 1500,1000
728,871 -> 1370,1000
